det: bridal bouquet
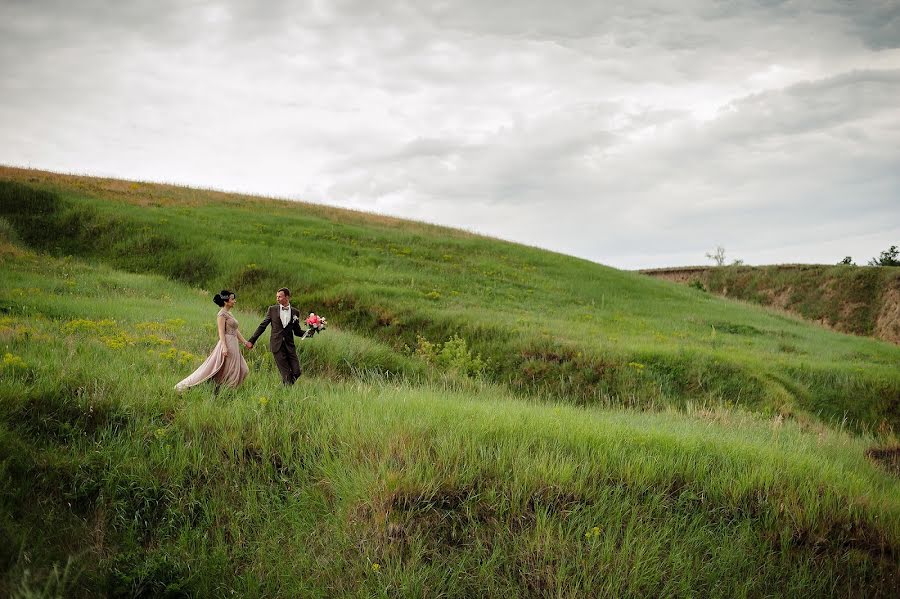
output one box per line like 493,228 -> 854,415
305,313 -> 327,336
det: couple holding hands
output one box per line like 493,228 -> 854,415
175,287 -> 326,392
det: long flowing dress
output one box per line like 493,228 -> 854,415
175,309 -> 249,391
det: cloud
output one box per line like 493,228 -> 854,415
1,0 -> 898,268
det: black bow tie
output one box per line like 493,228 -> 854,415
281,307 -> 289,311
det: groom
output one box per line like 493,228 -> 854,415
248,287 -> 310,385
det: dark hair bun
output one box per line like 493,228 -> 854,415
213,289 -> 233,307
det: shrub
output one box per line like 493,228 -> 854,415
436,335 -> 487,377
414,335 -> 439,364
868,245 -> 899,267
414,334 -> 487,378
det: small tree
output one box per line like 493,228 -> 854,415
838,256 -> 854,265
705,246 -> 726,266
868,245 -> 899,267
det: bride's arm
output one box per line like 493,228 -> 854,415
248,310 -> 271,346
217,314 -> 228,356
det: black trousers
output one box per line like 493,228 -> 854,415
273,344 -> 301,385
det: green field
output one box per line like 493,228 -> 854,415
1,167 -> 898,596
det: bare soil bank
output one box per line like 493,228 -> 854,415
641,264 -> 900,345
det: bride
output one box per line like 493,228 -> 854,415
175,290 -> 251,392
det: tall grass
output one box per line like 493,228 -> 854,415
1,208 -> 899,596
1,171 -> 899,432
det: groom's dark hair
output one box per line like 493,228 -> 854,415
278,287 -> 291,297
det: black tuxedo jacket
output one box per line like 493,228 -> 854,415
249,305 -> 307,353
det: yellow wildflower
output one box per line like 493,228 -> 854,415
2,353 -> 27,369
63,318 -> 118,335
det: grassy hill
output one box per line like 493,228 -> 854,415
1,166 -> 899,596
641,265 -> 900,345
1,167 -> 898,432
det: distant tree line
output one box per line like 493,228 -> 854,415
704,245 -> 899,267
839,245 -> 899,267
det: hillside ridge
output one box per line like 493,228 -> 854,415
641,265 -> 900,345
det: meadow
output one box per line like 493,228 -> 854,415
1,168 -> 898,431
1,167 -> 899,596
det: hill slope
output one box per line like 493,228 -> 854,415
1,229 -> 898,596
2,166 -> 898,432
641,265 -> 900,345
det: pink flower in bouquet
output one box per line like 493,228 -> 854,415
306,312 -> 327,331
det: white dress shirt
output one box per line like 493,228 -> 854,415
280,304 -> 291,328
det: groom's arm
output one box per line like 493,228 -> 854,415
248,310 -> 272,345
289,314 -> 308,338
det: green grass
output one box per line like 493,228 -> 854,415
1,167 -> 900,596
1,169 -> 898,432
672,264 -> 900,340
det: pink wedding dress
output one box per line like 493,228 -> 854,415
175,309 -> 249,391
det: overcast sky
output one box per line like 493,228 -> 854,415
2,1 -> 898,269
